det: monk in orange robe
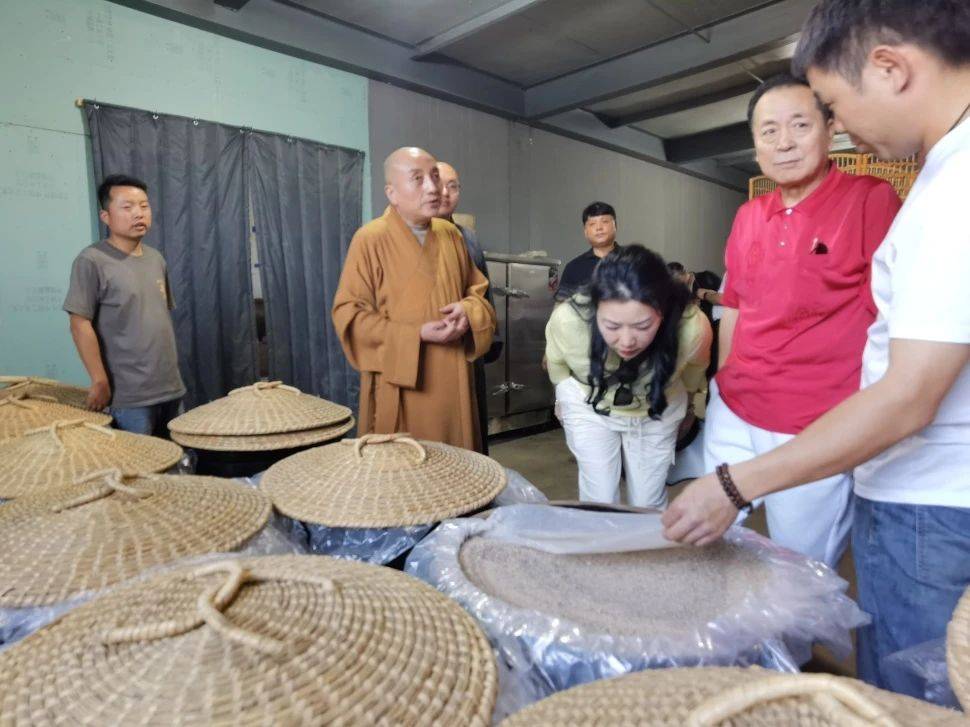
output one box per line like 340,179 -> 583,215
332,147 -> 496,450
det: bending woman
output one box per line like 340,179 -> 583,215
545,245 -> 711,508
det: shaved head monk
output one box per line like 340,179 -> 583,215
332,147 -> 496,450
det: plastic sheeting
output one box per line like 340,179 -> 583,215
0,512 -> 305,650
243,467 -> 548,565
405,504 -> 868,719
882,639 -> 962,709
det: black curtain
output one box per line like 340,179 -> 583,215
85,102 -> 257,408
246,133 -> 363,409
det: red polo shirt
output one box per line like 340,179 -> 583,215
718,165 -> 901,434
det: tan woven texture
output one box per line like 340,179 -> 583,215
0,376 -> 90,410
261,433 -> 508,527
169,381 -> 352,436
501,666 -> 965,726
0,419 -> 183,499
171,416 -> 355,451
0,394 -> 111,442
947,586 -> 970,710
0,555 -> 498,726
0,470 -> 271,607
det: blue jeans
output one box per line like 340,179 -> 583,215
852,496 -> 970,697
110,398 -> 183,438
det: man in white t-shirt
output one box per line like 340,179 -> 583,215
663,0 -> 970,696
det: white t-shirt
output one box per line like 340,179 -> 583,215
854,118 -> 970,507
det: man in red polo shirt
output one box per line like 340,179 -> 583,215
704,73 -> 900,567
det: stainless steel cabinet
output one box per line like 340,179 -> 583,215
484,253 -> 560,432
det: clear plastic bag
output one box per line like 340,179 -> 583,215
0,500 -> 304,650
882,638 -> 961,709
405,504 -> 868,720
493,469 -> 549,506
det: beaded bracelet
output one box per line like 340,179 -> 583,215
716,463 -> 753,514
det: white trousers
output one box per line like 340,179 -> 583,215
703,388 -> 853,568
557,378 -> 688,509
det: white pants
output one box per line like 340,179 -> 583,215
703,388 -> 852,568
557,378 -> 688,509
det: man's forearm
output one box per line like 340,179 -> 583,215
730,341 -> 967,500
70,319 -> 108,383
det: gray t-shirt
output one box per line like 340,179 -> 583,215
63,241 -> 185,408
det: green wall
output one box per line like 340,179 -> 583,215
0,0 -> 369,384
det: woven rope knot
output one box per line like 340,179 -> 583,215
24,419 -> 116,449
228,381 -> 302,398
345,433 -> 428,465
686,674 -> 900,727
104,560 -> 339,656
51,468 -> 153,513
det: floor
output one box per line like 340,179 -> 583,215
488,424 -> 858,677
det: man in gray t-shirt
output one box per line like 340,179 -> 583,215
63,174 -> 185,436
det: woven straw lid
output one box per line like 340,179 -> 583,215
171,416 -> 355,452
0,419 -> 183,499
261,433 -> 508,527
0,375 -> 90,410
947,586 -> 970,710
0,555 -> 497,725
168,381 -> 352,436
0,394 -> 111,443
0,469 -> 271,606
501,666 -> 964,726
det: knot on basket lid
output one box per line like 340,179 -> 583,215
51,468 -> 153,513
686,674 -> 900,727
343,433 -> 428,465
228,381 -> 301,397
104,560 -> 339,656
24,419 -> 117,449
0,393 -> 56,410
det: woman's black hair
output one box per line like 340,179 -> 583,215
572,244 -> 689,419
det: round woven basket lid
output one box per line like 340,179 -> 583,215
168,381 -> 352,436
0,555 -> 497,725
0,375 -> 90,410
947,586 -> 970,710
171,416 -> 355,452
0,419 -> 183,499
501,666 -> 964,726
0,394 -> 111,443
0,470 -> 271,606
261,433 -> 508,527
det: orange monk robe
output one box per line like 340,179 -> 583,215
332,206 -> 496,450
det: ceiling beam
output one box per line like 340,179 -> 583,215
595,80 -> 760,129
106,0 -> 525,117
213,0 -> 249,10
664,123 -> 753,164
412,0 -> 545,59
523,0 -> 814,119
536,111 -> 745,191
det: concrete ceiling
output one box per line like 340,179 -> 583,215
111,0 -> 831,190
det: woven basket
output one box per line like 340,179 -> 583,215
947,586 -> 970,710
0,376 -> 90,410
501,666 -> 964,726
171,416 -> 355,452
0,555 -> 497,725
169,381 -> 351,436
0,470 -> 271,606
0,419 -> 183,499
261,433 -> 507,527
0,394 -> 111,443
